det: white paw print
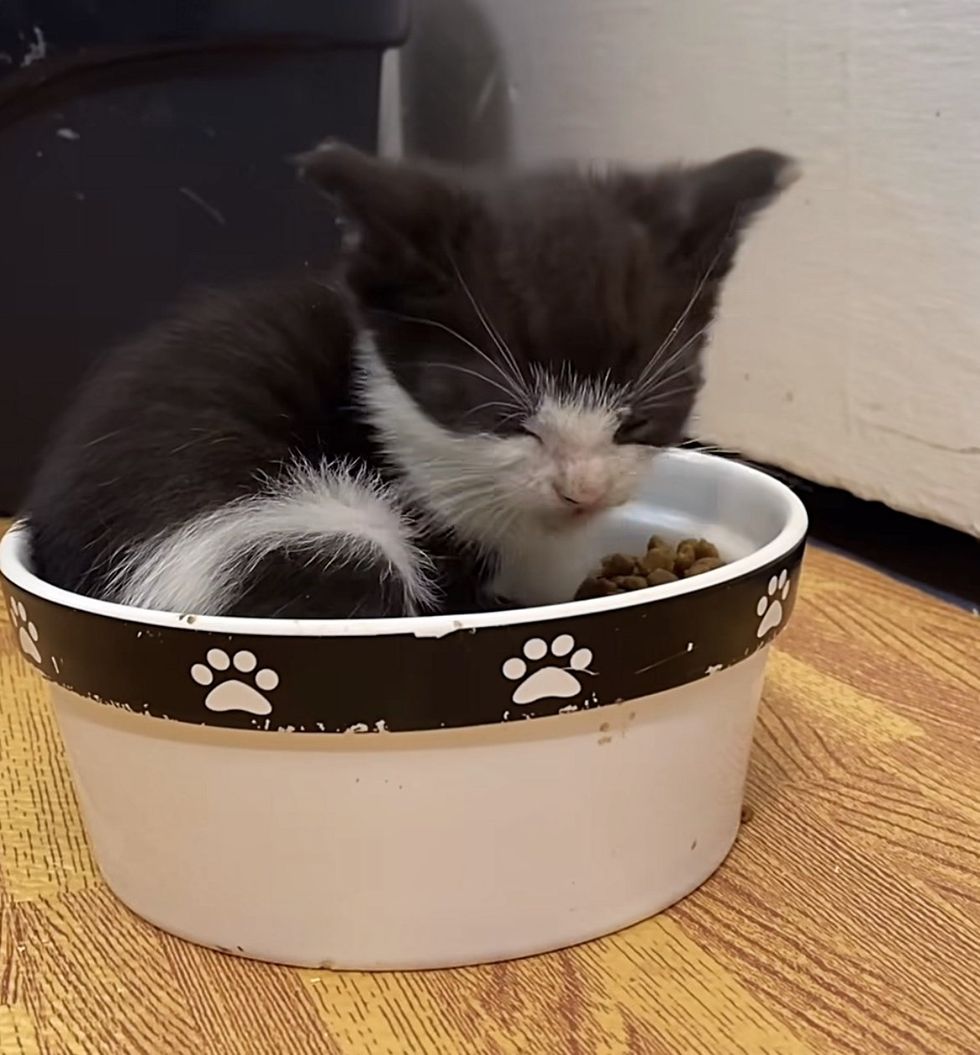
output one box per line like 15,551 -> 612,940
190,648 -> 279,716
502,634 -> 594,705
756,570 -> 791,638
8,597 -> 41,664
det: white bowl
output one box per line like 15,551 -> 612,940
1,451 -> 807,970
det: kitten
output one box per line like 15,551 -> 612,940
25,143 -> 796,618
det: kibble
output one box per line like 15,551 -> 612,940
600,553 -> 635,577
686,556 -> 725,577
575,536 -> 725,600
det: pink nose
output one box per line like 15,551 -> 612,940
553,482 -> 607,510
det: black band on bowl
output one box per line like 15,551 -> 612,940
3,539 -> 805,733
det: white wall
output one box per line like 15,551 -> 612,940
400,0 -> 980,535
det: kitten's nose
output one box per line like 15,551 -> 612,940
553,481 -> 607,511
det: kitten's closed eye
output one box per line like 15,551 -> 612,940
516,425 -> 543,444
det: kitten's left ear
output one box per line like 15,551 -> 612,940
294,142 -> 468,281
611,148 -> 799,269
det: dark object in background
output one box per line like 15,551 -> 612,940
777,468 -> 980,608
685,445 -> 980,609
0,1 -> 409,512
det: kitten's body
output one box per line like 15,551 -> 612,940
27,279 -> 486,616
26,146 -> 795,618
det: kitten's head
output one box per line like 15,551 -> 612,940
298,144 -> 796,543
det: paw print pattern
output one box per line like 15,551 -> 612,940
502,635 -> 594,705
756,570 -> 791,638
190,648 -> 279,716
9,598 -> 41,664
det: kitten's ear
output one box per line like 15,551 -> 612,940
294,142 -> 466,280
612,148 -> 798,268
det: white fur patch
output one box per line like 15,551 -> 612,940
108,460 -> 434,615
356,332 -> 653,606
356,333 -> 532,543
531,393 -> 645,509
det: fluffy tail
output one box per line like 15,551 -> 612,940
106,460 -> 436,618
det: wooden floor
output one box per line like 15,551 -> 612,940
1,536 -> 977,1054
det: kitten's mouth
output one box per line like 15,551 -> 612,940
543,505 -> 604,532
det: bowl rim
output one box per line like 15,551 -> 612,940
1,451 -> 808,639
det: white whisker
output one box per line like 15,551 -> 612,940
634,385 -> 700,411
460,399 -> 525,422
634,326 -> 709,398
636,228 -> 735,387
378,309 -> 529,406
417,360 -> 529,405
635,366 -> 702,405
447,252 -> 528,393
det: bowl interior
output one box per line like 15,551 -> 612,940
1,450 -> 807,637
504,451 -> 803,605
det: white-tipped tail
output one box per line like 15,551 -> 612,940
107,459 -> 434,615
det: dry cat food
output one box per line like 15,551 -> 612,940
575,536 -> 726,600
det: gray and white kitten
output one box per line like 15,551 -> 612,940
25,144 -> 796,618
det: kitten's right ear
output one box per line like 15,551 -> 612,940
294,142 -> 466,279
611,148 -> 798,272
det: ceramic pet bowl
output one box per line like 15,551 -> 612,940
1,450 -> 807,970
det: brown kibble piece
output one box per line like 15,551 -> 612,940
740,804 -> 755,824
640,547 -> 674,573
620,575 -> 649,590
575,577 -> 622,600
647,535 -> 671,553
685,556 -> 725,577
646,568 -> 678,586
692,539 -> 719,559
574,577 -> 606,600
674,539 -> 698,573
600,553 -> 634,577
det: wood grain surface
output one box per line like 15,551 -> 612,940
1,529 -> 978,1054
